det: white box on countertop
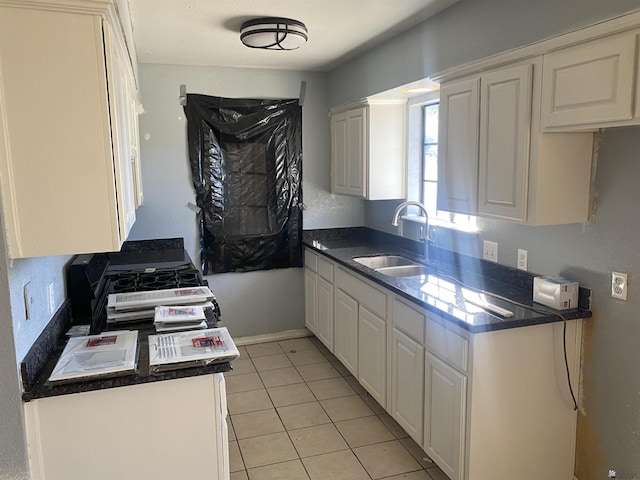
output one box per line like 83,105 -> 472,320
533,276 -> 579,310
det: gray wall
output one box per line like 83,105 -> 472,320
9,256 -> 69,361
329,0 -> 640,477
128,64 -> 363,338
329,0 -> 640,107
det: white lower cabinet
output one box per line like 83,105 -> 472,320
303,249 -> 583,480
424,316 -> 583,480
305,249 -> 335,351
357,306 -> 386,406
24,374 -> 229,480
334,288 -> 359,375
424,352 -> 467,480
304,268 -> 318,335
317,276 -> 334,351
335,267 -> 388,405
390,327 -> 425,444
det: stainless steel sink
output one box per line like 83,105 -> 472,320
375,265 -> 429,277
353,255 -> 417,269
353,255 -> 429,277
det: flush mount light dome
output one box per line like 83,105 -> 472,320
240,17 -> 308,50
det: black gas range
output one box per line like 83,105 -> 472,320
69,238 -> 220,333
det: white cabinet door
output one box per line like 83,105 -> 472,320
358,306 -> 386,407
127,75 -> 143,208
390,327 -> 424,444
331,107 -> 366,197
334,289 -> 359,376
478,64 -> 533,222
104,20 -> 137,240
330,101 -> 406,200
317,276 -> 334,351
0,4 -> 140,257
24,375 -> 227,480
424,353 -> 467,480
541,33 -> 637,128
437,77 -> 480,214
438,59 -> 593,226
304,269 -> 318,335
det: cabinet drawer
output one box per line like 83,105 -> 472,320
426,318 -> 469,372
392,298 -> 425,343
317,256 -> 334,282
336,268 -> 386,317
304,249 -> 318,272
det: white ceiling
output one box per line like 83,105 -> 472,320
128,0 -> 460,72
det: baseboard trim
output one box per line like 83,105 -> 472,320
233,328 -> 313,346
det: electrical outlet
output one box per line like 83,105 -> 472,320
517,249 -> 528,271
483,240 -> 498,263
611,272 -> 628,300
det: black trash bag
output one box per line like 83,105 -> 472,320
184,94 -> 303,274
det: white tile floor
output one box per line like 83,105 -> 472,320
225,336 -> 449,480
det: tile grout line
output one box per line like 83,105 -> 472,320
230,339 -> 442,480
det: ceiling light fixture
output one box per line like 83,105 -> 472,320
240,17 -> 308,50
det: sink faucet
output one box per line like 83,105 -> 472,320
391,200 -> 432,244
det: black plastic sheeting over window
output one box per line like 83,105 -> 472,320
184,94 -> 303,274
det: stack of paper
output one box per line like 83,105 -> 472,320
153,305 -> 208,332
49,330 -> 138,383
148,327 -> 239,372
106,286 -> 215,324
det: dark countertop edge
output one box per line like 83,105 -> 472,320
302,228 -> 591,334
22,362 -> 232,402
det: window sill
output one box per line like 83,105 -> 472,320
399,214 -> 479,234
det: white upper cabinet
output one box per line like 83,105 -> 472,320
330,99 -> 406,200
0,0 -> 141,258
541,32 -> 638,130
104,20 -> 138,241
437,78 -> 480,215
331,106 -> 366,197
477,64 -> 532,221
432,11 -> 640,225
437,59 -> 593,225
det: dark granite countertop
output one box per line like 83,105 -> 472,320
303,227 -> 591,334
21,239 -> 240,401
22,306 -> 233,402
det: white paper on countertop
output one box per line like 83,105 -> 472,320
148,327 -> 239,371
49,330 -> 138,383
